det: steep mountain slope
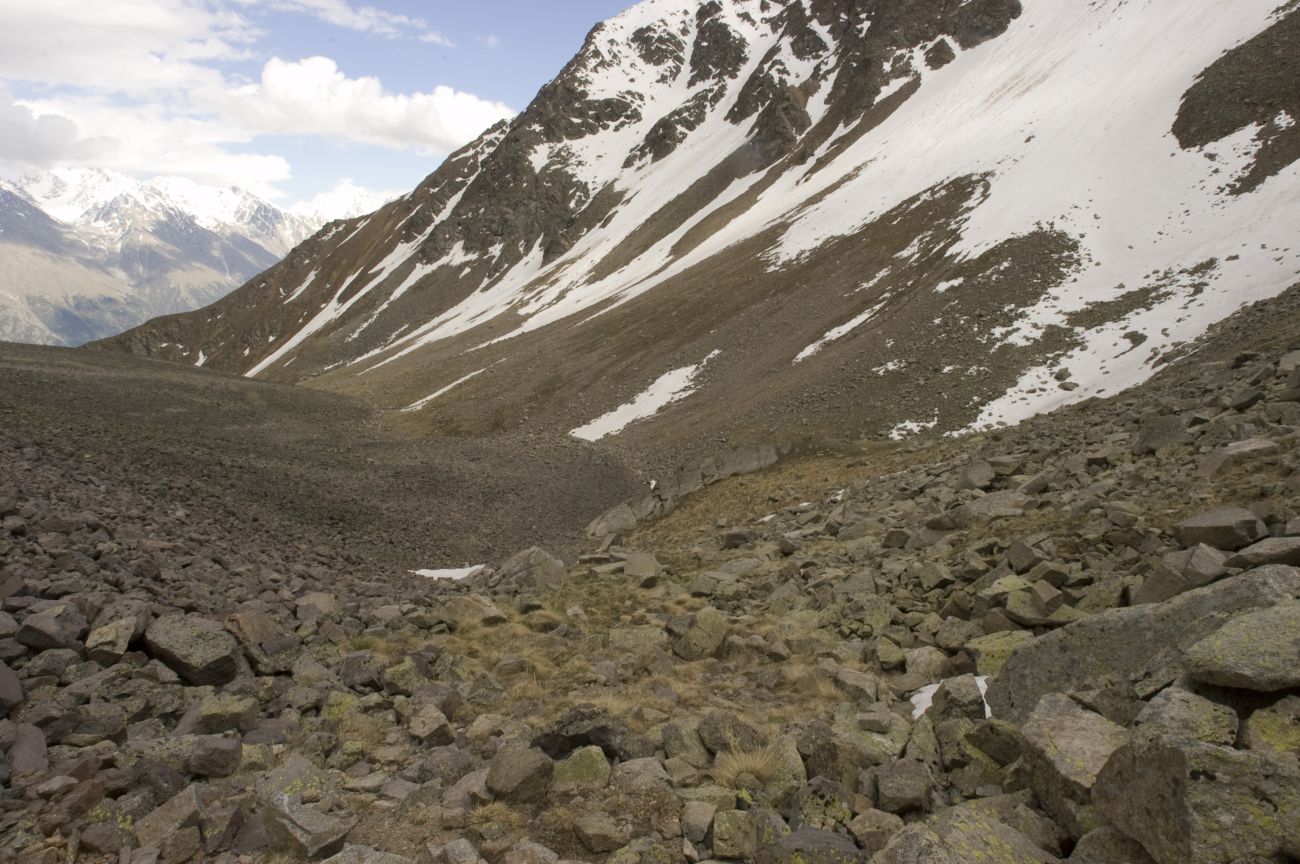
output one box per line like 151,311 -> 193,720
0,169 -> 323,347
98,0 -> 1300,467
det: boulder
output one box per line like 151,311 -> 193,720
486,743 -> 553,803
498,547 -> 568,593
323,847 -> 417,864
1173,506 -> 1266,550
84,616 -> 140,663
1018,694 -> 1129,837
697,710 -> 767,754
8,722 -> 47,779
408,703 -> 454,745
264,793 -> 356,859
550,745 -> 611,792
1132,545 -> 1227,605
1132,415 -> 1188,455
712,809 -> 758,860
1184,602 -> 1300,691
532,705 -> 653,760
1067,827 -> 1156,864
15,604 -> 88,651
134,785 -> 203,850
756,827 -> 867,864
1132,687 -> 1237,746
1093,728 -> 1300,864
0,660 -> 23,714
143,615 -> 241,685
673,606 -> 728,660
1240,694 -> 1300,755
987,566 -> 1300,723
875,760 -> 934,814
1226,536 -> 1300,568
873,805 -> 1059,864
439,594 -> 507,629
574,813 -> 628,853
189,734 -> 242,777
226,610 -> 301,675
846,809 -> 904,857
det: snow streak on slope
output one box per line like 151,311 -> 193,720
570,350 -> 720,441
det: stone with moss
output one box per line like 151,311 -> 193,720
1132,686 -> 1237,745
551,744 -> 611,793
1240,694 -> 1300,756
1094,727 -> 1300,864
965,630 -> 1033,676
1184,602 -> 1300,691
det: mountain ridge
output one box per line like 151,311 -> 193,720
95,0 -> 1300,468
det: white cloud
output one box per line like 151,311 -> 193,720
237,0 -> 454,44
289,178 -> 402,222
0,91 -> 111,171
223,56 -> 514,154
0,0 -> 254,97
482,34 -> 502,49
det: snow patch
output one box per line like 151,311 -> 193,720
570,350 -> 721,441
413,566 -> 484,581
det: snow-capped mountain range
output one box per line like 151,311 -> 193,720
0,168 -> 389,346
97,0 -> 1300,463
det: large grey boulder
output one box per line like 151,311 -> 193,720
1018,694 -> 1128,837
497,546 -> 568,593
1132,687 -> 1237,746
532,704 -> 653,760
1093,728 -> 1300,864
486,743 -> 553,802
0,661 -> 23,714
1226,536 -> 1300,567
15,604 -> 88,651
1184,602 -> 1300,691
1173,506 -> 1266,550
264,793 -> 356,859
673,606 -> 728,660
872,804 -> 1059,864
987,566 -> 1300,723
143,615 -> 241,685
756,827 -> 867,864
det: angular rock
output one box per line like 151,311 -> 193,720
408,703 -> 454,745
1094,728 -> 1300,864
532,704 -> 653,760
1132,687 -> 1237,746
143,615 -> 241,686
1132,545 -> 1227,605
486,743 -> 553,803
698,709 -> 767,754
15,604 -> 88,651
134,785 -> 203,850
966,630 -> 1033,676
439,594 -> 507,629
846,809 -> 903,857
1132,415 -> 1188,455
673,606 -> 728,660
323,846 -> 417,864
0,660 -> 23,714
1067,827 -> 1156,864
874,805 -> 1059,864
85,616 -> 140,664
574,813 -> 628,854
1240,694 -> 1300,755
1184,602 -> 1300,691
756,827 -> 866,864
499,546 -> 568,593
987,566 -> 1300,723
1226,536 -> 1300,568
551,744 -> 611,792
264,793 -> 356,859
8,722 -> 47,779
712,809 -> 757,860
189,734 -> 242,777
1173,506 -> 1266,551
226,610 -> 301,675
1019,693 -> 1128,837
875,760 -> 933,814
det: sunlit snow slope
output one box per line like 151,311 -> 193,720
99,0 -> 1300,459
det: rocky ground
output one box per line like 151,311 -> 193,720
4,286 -> 1300,864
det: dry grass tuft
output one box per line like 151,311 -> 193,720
710,739 -> 786,787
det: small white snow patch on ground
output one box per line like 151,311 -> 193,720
413,566 -> 484,581
570,350 -> 721,441
910,676 -> 991,719
934,278 -> 963,294
890,416 -> 938,440
193,351 -> 207,367
1276,111 -> 1296,130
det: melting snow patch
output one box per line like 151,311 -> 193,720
934,278 -> 963,294
193,351 -> 207,367
570,350 -> 721,441
413,566 -> 484,581
795,299 -> 889,362
401,366 -> 492,413
890,417 -> 938,440
910,676 -> 991,720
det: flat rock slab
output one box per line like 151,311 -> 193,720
1227,536 -> 1300,568
1174,506 -> 1267,550
987,566 -> 1300,724
143,615 -> 241,685
1185,602 -> 1300,691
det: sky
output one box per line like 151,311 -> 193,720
0,0 -> 633,217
